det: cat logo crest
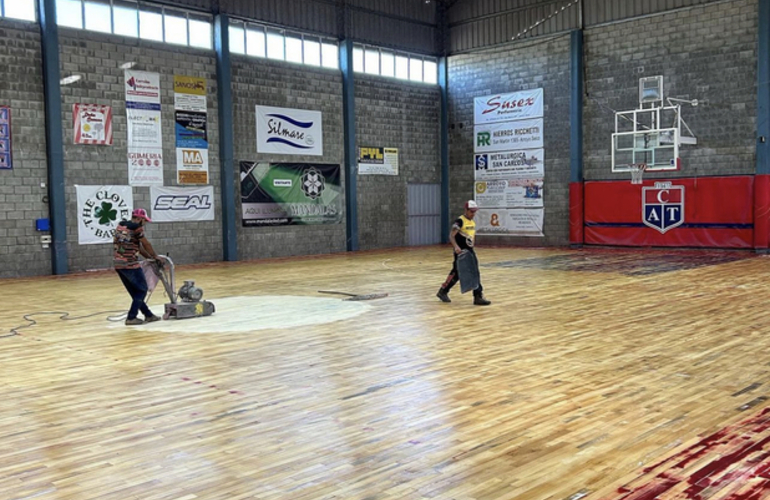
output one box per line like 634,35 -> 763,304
642,182 -> 684,234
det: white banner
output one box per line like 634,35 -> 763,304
474,149 -> 545,181
76,185 -> 133,245
176,148 -> 209,185
474,118 -> 543,153
476,208 -> 544,237
124,70 -> 161,104
256,105 -> 323,156
475,179 -> 544,208
474,89 -> 544,125
358,147 -> 399,175
126,70 -> 163,186
150,185 -> 215,222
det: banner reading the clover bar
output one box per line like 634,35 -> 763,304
76,185 -> 133,245
240,162 -> 343,227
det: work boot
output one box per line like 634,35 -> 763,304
473,296 -> 491,306
144,315 -> 162,323
125,318 -> 144,325
436,288 -> 451,303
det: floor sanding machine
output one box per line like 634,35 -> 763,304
142,256 -> 215,320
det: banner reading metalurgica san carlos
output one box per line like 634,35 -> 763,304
240,162 -> 342,226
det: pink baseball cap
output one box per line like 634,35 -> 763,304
132,208 -> 152,222
465,200 -> 479,211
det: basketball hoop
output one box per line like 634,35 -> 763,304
629,163 -> 647,184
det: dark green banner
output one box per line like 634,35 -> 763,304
240,162 -> 343,226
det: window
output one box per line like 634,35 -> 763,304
164,11 -> 188,46
84,0 -> 111,34
321,42 -> 338,69
304,39 -> 321,67
229,24 -> 245,54
139,6 -> 163,42
4,0 -> 36,21
113,1 -> 138,37
410,58 -> 423,82
353,47 -> 364,73
246,28 -> 266,57
424,60 -> 438,84
285,36 -> 302,64
52,0 -> 212,49
364,48 -> 379,76
381,52 -> 395,78
56,0 -> 83,29
266,30 -> 284,60
395,55 -> 409,80
189,16 -> 212,49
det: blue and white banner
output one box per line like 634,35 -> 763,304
474,88 -> 544,125
256,105 -> 323,156
125,70 -> 163,186
150,185 -> 215,223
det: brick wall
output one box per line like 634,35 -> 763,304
355,76 -> 440,250
58,29 -> 222,272
0,20 -> 50,278
584,0 -> 757,181
448,34 -> 572,246
231,56 -> 346,260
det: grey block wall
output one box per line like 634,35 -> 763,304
0,20 -> 50,278
448,34 -> 572,247
355,76 -> 440,250
583,0 -> 758,182
231,57 -> 346,260
58,29 -> 222,272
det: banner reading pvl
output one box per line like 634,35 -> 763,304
240,162 -> 342,226
358,147 -> 399,175
174,75 -> 209,185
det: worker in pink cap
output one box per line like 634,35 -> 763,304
113,208 -> 163,325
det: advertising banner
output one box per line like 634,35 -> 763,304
475,208 -> 544,237
73,104 -> 113,145
474,149 -> 544,181
358,147 -> 399,175
475,179 -> 544,208
125,70 -> 163,186
474,88 -> 544,125
174,75 -> 208,184
256,106 -> 323,156
474,118 -> 544,153
76,185 -> 133,245
150,185 -> 214,222
240,161 -> 342,226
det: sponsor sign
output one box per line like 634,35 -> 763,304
124,70 -> 161,104
475,178 -> 544,208
174,75 -> 208,184
176,148 -> 209,185
73,104 -> 113,145
474,149 -> 544,181
150,185 -> 215,222
476,208 -> 544,237
76,185 -> 133,245
240,161 -> 342,226
256,105 -> 323,156
358,147 -> 399,175
125,70 -> 163,186
474,118 -> 544,153
474,89 -> 543,125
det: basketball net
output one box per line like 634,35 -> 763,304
629,163 -> 647,184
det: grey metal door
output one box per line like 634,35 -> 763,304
407,183 -> 441,246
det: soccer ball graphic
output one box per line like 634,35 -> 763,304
301,167 -> 325,200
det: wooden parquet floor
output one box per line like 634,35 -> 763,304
1,246 -> 769,500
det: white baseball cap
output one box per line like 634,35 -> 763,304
465,200 -> 479,211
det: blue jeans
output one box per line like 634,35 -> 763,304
117,268 -> 154,320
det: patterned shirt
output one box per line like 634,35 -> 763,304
113,220 -> 144,269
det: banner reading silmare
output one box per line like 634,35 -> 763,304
240,162 -> 342,226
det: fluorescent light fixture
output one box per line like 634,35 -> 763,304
120,62 -> 137,69
60,75 -> 82,85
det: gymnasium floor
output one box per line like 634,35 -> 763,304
1,246 -> 769,500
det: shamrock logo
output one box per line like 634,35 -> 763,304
93,202 -> 117,225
